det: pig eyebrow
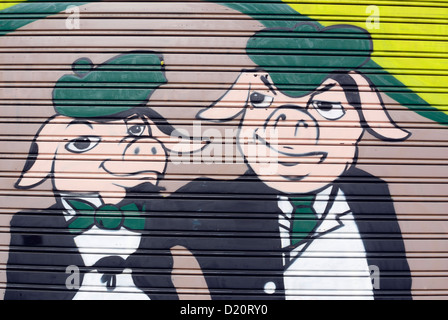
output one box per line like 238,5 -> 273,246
315,83 -> 336,94
66,120 -> 93,129
260,75 -> 277,95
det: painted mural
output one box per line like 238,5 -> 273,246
0,0 -> 447,300
6,51 -> 208,299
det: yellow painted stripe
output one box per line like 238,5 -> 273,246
0,1 -> 27,11
286,1 -> 448,115
287,0 -> 448,9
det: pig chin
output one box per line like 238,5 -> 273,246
101,179 -> 166,206
125,181 -> 165,194
116,182 -> 165,207
276,164 -> 314,183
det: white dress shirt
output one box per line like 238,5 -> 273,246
61,195 -> 150,300
278,186 -> 375,300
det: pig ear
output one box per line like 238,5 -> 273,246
349,71 -> 411,141
197,71 -> 257,122
15,120 -> 57,189
143,114 -> 210,155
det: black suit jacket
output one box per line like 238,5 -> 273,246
6,167 -> 412,300
5,203 -> 176,300
148,167 -> 412,300
148,175 -> 286,300
5,205 -> 84,300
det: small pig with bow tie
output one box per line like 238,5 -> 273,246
5,52 -> 206,300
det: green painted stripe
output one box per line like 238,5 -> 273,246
361,60 -> 448,124
0,1 -> 93,36
1,0 -> 445,124
212,0 -> 446,125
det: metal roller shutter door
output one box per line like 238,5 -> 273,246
0,0 -> 447,300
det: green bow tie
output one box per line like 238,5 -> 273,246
66,200 -> 146,233
289,196 -> 318,246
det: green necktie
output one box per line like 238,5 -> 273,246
66,199 -> 146,234
289,196 -> 318,246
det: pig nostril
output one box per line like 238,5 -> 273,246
134,147 -> 140,155
297,120 -> 308,128
295,120 -> 309,136
151,147 -> 157,155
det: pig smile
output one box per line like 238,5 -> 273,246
278,161 -> 301,167
280,173 -> 310,182
253,130 -> 328,163
99,161 -> 161,180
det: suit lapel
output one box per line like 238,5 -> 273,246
283,185 -> 350,268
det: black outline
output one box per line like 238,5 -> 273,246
196,68 -> 261,122
312,100 -> 346,121
14,115 -> 58,190
64,136 -> 102,154
361,72 -> 412,142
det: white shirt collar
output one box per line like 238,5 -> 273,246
278,185 -> 333,218
278,185 -> 351,218
60,193 -> 103,222
278,185 -> 352,259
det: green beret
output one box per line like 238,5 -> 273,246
246,22 -> 372,97
53,51 -> 167,118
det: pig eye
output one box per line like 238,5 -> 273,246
127,124 -> 147,137
312,100 -> 345,120
65,136 -> 101,153
250,92 -> 274,109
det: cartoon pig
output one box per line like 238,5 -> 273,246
153,23 -> 413,300
189,68 -> 413,299
5,52 -> 206,300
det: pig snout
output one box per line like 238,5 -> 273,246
261,106 -> 319,154
100,138 -> 167,184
